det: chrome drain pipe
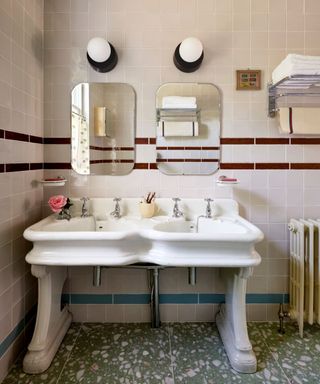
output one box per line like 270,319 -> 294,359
188,267 -> 197,285
93,266 -> 102,287
150,268 -> 161,328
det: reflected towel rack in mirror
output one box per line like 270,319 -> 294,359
156,108 -> 200,122
268,75 -> 320,117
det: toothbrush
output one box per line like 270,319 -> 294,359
145,192 -> 156,203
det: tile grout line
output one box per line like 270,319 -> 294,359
167,324 -> 176,384
55,324 -> 82,384
256,325 -> 292,384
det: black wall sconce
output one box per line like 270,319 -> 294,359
87,37 -> 118,73
173,37 -> 204,73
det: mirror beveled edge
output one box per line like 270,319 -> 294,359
71,82 -> 136,176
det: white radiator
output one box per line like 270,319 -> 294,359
289,219 -> 320,337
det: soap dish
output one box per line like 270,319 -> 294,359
40,177 -> 67,187
216,176 -> 239,186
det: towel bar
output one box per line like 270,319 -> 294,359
268,75 -> 320,117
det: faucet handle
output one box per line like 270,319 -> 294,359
204,198 -> 214,218
172,197 -> 181,202
113,197 -> 121,202
80,197 -> 90,218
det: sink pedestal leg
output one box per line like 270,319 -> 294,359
23,265 -> 72,374
216,267 -> 256,373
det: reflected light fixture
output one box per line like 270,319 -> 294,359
173,37 -> 204,73
87,37 -> 118,73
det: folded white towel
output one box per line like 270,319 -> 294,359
162,96 -> 197,109
278,107 -> 320,134
272,54 -> 320,84
288,54 -> 320,64
157,121 -> 199,137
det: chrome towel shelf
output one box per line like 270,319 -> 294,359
156,108 -> 200,122
268,75 -> 320,117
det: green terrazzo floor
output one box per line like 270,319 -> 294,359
3,322 -> 320,384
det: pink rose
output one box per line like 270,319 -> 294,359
48,195 -> 67,213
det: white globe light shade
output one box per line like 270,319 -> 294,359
87,37 -> 111,63
179,37 -> 203,63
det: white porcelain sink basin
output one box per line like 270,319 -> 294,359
96,218 -> 138,232
23,215 -> 134,242
143,216 -> 261,242
152,220 -> 196,233
198,217 -> 248,234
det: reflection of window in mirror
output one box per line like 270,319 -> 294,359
156,83 -> 221,175
71,84 -> 90,175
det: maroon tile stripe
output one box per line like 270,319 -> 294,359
255,163 -> 289,170
221,138 -> 254,144
291,138 -> 320,145
30,163 -> 43,170
135,137 -> 156,145
134,163 -> 149,169
44,163 -> 72,169
135,138 -> 148,144
5,163 -> 42,172
44,137 -> 71,144
255,138 -> 290,145
157,159 -> 219,163
89,146 -> 134,151
291,163 -> 320,169
90,160 -> 134,164
5,131 -> 29,142
156,146 -> 220,150
220,163 -> 254,169
2,130 -> 43,144
30,135 -> 43,144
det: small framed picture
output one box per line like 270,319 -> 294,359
236,70 -> 261,90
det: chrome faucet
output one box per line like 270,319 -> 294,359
172,198 -> 184,218
204,198 -> 214,218
80,197 -> 90,218
110,198 -> 121,219
195,198 -> 214,232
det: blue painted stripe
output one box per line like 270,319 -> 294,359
246,294 -> 284,304
199,293 -> 289,304
70,294 -> 112,304
114,294 -> 150,304
199,294 -> 225,304
0,305 -> 37,359
159,294 -> 198,304
62,293 -> 290,305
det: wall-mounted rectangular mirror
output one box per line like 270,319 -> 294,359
156,83 -> 220,175
71,83 -> 136,175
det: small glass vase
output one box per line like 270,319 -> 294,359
56,208 -> 71,221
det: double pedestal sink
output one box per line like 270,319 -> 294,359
22,198 -> 263,375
